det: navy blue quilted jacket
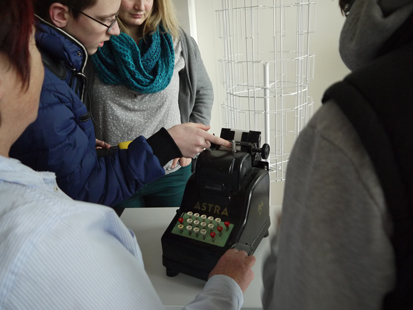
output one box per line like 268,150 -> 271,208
10,17 -> 180,207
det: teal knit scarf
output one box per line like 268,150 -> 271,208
92,29 -> 175,94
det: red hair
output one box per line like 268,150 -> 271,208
0,0 -> 35,90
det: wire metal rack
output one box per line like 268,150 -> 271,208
216,0 -> 316,182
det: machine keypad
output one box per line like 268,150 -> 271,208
171,211 -> 234,247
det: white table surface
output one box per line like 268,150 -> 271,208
120,205 -> 281,310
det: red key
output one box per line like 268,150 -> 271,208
210,232 -> 216,242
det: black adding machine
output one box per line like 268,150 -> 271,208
161,128 -> 271,281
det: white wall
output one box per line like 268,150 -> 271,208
175,0 -> 350,205
173,0 -> 197,40
309,1 -> 351,111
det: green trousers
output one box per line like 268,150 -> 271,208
117,163 -> 192,208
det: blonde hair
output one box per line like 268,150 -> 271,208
118,0 -> 180,41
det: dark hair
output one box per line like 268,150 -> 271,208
33,0 -> 98,20
339,0 -> 355,15
0,0 -> 35,90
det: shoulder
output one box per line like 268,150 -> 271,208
178,28 -> 200,54
291,100 -> 387,214
0,186 -> 146,308
302,100 -> 369,165
1,181 -> 138,258
0,181 -> 113,236
270,100 -> 394,309
0,184 -> 114,271
39,68 -> 86,115
36,17 -> 88,72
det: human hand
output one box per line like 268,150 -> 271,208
208,248 -> 256,293
95,139 -> 111,150
167,123 -> 231,158
179,157 -> 192,167
170,157 -> 192,169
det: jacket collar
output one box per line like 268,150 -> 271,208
35,15 -> 88,75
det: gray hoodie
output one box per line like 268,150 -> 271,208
262,1 -> 413,309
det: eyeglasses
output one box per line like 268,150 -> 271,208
72,8 -> 119,33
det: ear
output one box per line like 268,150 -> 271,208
49,3 -> 71,28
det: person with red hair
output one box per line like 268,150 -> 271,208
0,1 -> 255,309
0,0 -> 43,148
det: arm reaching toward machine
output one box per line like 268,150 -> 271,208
209,249 -> 256,293
168,123 -> 231,158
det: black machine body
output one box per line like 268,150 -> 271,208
161,129 -> 271,281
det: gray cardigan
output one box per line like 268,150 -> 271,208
178,29 -> 213,125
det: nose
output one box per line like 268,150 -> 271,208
134,1 -> 144,11
108,20 -> 120,36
